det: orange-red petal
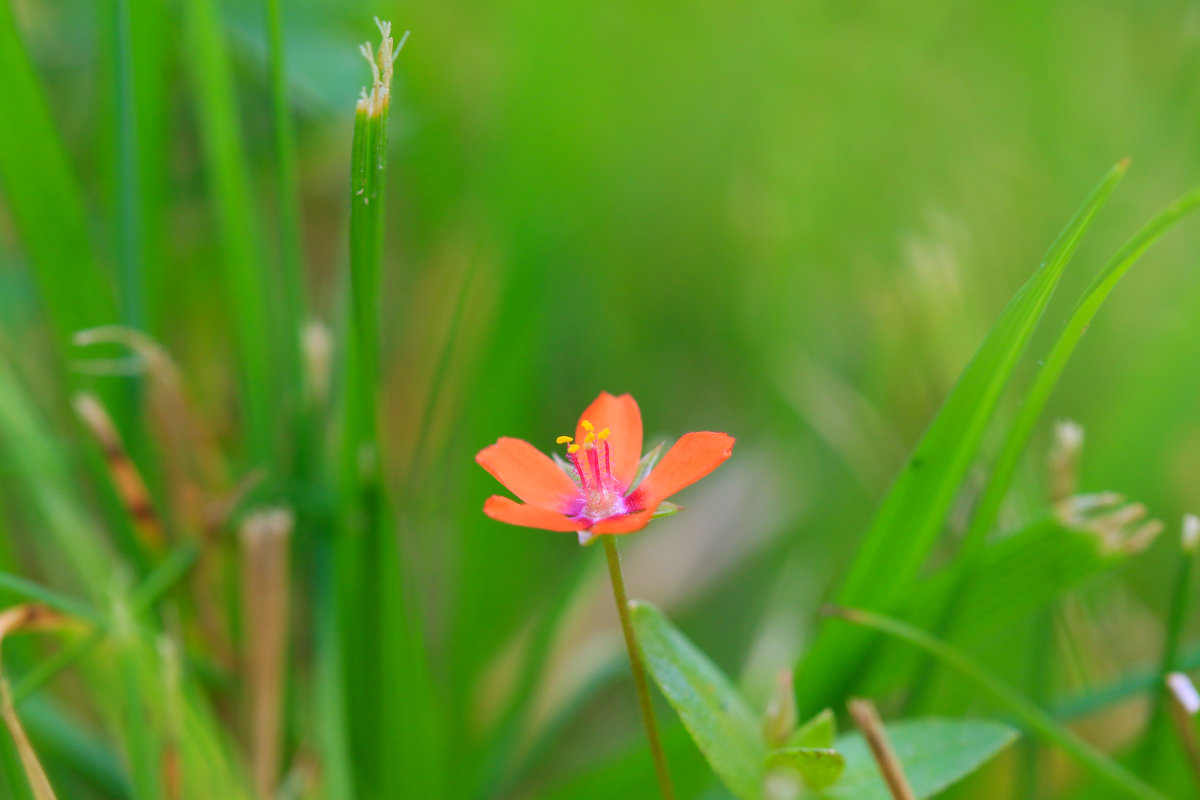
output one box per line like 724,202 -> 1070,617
627,431 -> 734,510
575,392 -> 643,488
590,509 -> 656,535
476,437 -> 581,512
483,496 -> 586,532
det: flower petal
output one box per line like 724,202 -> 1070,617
575,392 -> 643,488
483,496 -> 586,532
627,432 -> 735,510
476,437 -> 582,511
590,509 -> 656,535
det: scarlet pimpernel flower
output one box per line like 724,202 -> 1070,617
476,392 -> 734,544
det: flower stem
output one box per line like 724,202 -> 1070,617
601,535 -> 676,800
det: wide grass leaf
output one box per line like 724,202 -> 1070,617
819,719 -> 1015,800
631,600 -> 766,800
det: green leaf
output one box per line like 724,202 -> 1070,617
795,160 -> 1128,713
630,441 -> 666,492
766,747 -> 844,790
789,709 -> 836,749
837,608 -> 1167,799
332,25 -> 443,799
630,600 -> 766,800
652,500 -> 682,520
819,719 -> 1015,799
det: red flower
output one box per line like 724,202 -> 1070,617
476,392 -> 734,543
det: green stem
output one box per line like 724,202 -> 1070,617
836,606 -> 1167,800
601,535 -> 675,800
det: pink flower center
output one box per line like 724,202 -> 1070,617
557,420 -> 628,523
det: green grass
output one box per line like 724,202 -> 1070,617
1,0 -> 1200,798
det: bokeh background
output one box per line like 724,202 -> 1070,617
4,0 -> 1200,797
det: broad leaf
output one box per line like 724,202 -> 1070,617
631,601 -> 766,800
766,747 -> 844,790
790,709 -> 836,749
820,719 -> 1015,800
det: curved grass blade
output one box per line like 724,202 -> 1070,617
959,181 -> 1200,562
900,180 -> 1200,709
795,160 -> 1129,713
832,607 -> 1168,800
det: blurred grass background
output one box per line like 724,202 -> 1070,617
3,0 -> 1200,797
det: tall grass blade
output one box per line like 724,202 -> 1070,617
108,0 -> 147,328
333,22 -> 443,797
794,161 -> 1128,712
0,0 -> 116,345
959,181 -> 1200,562
181,0 -> 286,465
264,0 -> 307,354
904,179 -> 1200,709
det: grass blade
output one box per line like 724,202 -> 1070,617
904,178 -> 1200,709
959,181 -> 1200,562
794,160 -> 1128,712
864,514 -> 1150,697
832,607 -> 1167,800
333,23 -> 443,797
264,0 -> 307,344
181,0 -> 286,465
0,0 -> 115,344
108,0 -> 147,328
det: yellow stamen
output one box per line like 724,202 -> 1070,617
583,432 -> 596,446
581,419 -> 594,432
556,435 -> 573,444
598,427 -> 610,440
567,444 -> 581,454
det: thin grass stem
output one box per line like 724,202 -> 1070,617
601,535 -> 675,800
